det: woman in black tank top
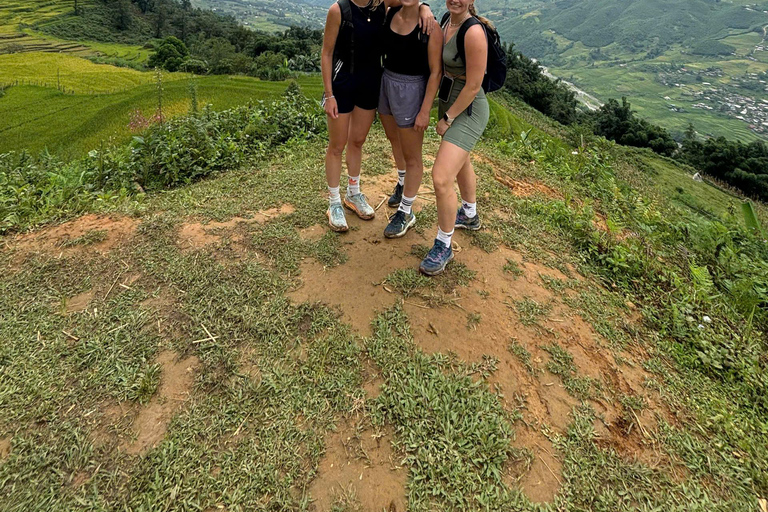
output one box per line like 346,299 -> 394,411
320,0 -> 435,233
379,0 -> 443,240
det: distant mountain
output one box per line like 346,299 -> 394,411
489,0 -> 768,58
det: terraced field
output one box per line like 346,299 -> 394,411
0,0 -> 148,62
0,72 -> 323,158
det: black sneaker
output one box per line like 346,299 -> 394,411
455,208 -> 482,230
384,210 -> 416,238
388,182 -> 404,208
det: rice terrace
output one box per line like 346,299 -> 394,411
1,0 -> 768,511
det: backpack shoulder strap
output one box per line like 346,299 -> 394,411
455,16 -> 482,63
338,0 -> 353,25
440,12 -> 450,28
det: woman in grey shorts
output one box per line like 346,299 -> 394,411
418,0 -> 490,276
378,0 -> 442,238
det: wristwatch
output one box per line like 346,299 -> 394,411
443,113 -> 455,126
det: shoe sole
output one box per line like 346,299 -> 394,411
455,221 -> 482,231
343,197 -> 375,220
384,215 -> 416,239
387,199 -> 401,208
419,252 -> 454,276
326,210 -> 348,232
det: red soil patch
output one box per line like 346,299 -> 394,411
178,204 -> 295,251
310,419 -> 406,512
511,427 -> 562,504
10,215 -> 138,260
0,437 -> 10,460
494,174 -> 562,199
65,289 -> 94,314
122,351 -> 199,455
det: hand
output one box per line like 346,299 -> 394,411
418,4 -> 436,35
414,110 -> 430,132
436,119 -> 449,136
324,96 -> 339,119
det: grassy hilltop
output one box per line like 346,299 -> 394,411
1,84 -> 767,509
1,1 -> 768,509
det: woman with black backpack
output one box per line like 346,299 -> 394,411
320,0 -> 435,232
418,0 -> 492,276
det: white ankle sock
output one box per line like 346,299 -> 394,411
397,169 -> 406,186
328,186 -> 341,205
347,175 -> 360,196
462,200 -> 477,218
436,227 -> 454,247
398,194 -> 416,215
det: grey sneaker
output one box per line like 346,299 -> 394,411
384,210 -> 416,239
419,239 -> 454,276
455,208 -> 482,230
343,192 -> 375,220
388,182 -> 404,208
327,202 -> 348,232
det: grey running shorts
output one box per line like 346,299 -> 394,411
378,69 -> 428,128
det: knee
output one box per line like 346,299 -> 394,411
327,143 -> 345,158
404,155 -> 422,170
432,172 -> 453,195
347,137 -> 366,151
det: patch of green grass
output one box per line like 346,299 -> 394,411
538,273 -> 578,293
468,230 -> 499,253
384,268 -> 434,297
59,228 -> 108,247
507,339 -> 536,374
512,296 -> 552,327
542,343 -> 600,401
365,304 -> 531,511
503,258 -> 525,278
466,312 -> 481,331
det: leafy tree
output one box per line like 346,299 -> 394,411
503,42 -> 579,125
591,97 -> 677,156
148,36 -> 189,72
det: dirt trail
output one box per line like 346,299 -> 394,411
310,420 -> 406,512
122,351 -> 199,455
289,173 -> 663,506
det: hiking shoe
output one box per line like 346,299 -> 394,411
388,182 -> 404,208
343,192 -> 375,220
384,210 -> 416,239
327,203 -> 348,232
419,239 -> 454,276
455,208 -> 482,230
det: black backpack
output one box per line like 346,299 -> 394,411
440,12 -> 507,93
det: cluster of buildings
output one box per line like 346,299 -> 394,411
658,67 -> 768,136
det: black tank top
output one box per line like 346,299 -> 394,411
382,6 -> 430,77
335,0 -> 386,74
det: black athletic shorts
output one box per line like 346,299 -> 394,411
332,67 -> 382,114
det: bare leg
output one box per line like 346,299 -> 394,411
325,113 -> 351,188
455,154 -> 476,204
345,107 -> 377,180
398,127 -> 425,198
380,114 -> 407,171
431,141 -> 470,233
